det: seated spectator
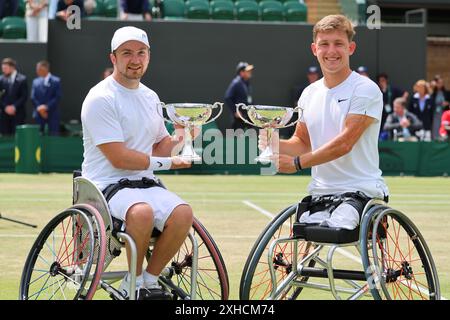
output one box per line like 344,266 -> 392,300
384,97 -> 422,141
377,72 -> 409,140
56,0 -> 85,21
0,58 -> 28,136
120,0 -> 152,21
0,0 -> 18,19
431,75 -> 450,140
25,0 -> 49,43
408,79 -> 434,141
439,108 -> 450,141
357,65 -> 369,78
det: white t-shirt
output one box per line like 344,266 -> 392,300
81,76 -> 169,190
298,71 -> 389,198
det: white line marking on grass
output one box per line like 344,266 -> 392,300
242,200 -> 275,219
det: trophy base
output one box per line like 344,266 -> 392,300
255,156 -> 272,165
180,154 -> 202,162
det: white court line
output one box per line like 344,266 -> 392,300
242,199 -> 447,300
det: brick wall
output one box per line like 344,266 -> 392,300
427,37 -> 450,87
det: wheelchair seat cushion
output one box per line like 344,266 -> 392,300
293,222 -> 360,244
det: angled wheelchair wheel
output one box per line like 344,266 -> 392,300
240,205 -> 315,300
162,217 -> 229,300
20,204 -> 106,300
361,207 -> 440,300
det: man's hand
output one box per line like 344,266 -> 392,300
170,156 -> 192,169
270,153 -> 297,174
37,105 -> 48,119
5,105 -> 16,116
400,118 -> 410,128
144,12 -> 152,21
173,124 -> 201,142
258,129 -> 279,152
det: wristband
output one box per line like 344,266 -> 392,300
148,156 -> 172,171
294,156 -> 302,172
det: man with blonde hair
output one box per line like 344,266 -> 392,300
259,14 -> 389,230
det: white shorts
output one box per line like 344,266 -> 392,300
108,187 -> 187,232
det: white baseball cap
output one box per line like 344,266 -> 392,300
111,26 -> 150,52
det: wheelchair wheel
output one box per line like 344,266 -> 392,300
240,205 -> 315,300
20,204 -> 106,300
361,207 -> 440,300
164,217 -> 229,300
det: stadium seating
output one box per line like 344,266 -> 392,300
163,0 -> 186,19
185,0 -> 210,20
284,0 -> 307,22
0,17 -> 26,39
103,0 -> 119,18
259,0 -> 284,21
235,0 -> 260,21
210,0 -> 235,20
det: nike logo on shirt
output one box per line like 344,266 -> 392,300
338,98 -> 349,103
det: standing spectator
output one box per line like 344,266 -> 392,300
408,79 -> 434,141
291,66 -> 320,107
383,97 -> 422,141
0,0 -> 18,19
356,65 -> 369,78
56,0 -> 85,21
376,72 -> 408,140
286,66 -> 320,138
120,0 -> 152,21
25,1 -> 48,43
0,58 -> 28,136
430,75 -> 450,140
224,61 -> 255,130
439,108 -> 450,141
31,60 -> 61,135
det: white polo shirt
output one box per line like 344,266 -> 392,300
298,71 -> 389,198
81,76 -> 169,190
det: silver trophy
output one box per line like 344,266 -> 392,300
160,102 -> 223,161
236,104 -> 302,164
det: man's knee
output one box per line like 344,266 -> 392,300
126,203 -> 154,230
167,204 -> 194,228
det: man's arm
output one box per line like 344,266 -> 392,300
275,114 -> 375,173
98,142 -> 150,170
279,121 -> 312,156
98,141 -> 190,170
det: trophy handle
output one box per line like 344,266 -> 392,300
203,102 -> 224,125
281,106 -> 303,128
159,102 -> 182,125
236,103 -> 258,127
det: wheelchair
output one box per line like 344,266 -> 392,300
19,174 -> 229,300
240,195 -> 440,300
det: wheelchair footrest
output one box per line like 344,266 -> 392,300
293,222 -> 359,244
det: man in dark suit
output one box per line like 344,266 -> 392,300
224,61 -> 255,130
31,60 -> 62,135
0,57 -> 28,136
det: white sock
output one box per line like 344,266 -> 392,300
143,270 -> 159,287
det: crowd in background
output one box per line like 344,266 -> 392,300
287,66 -> 450,142
0,57 -> 61,136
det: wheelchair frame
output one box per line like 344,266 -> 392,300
240,198 -> 440,300
20,176 -> 229,300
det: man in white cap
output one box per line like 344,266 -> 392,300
81,26 -> 193,300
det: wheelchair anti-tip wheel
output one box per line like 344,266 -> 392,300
158,217 -> 230,300
240,205 -> 315,300
360,207 -> 440,300
20,204 -> 106,300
